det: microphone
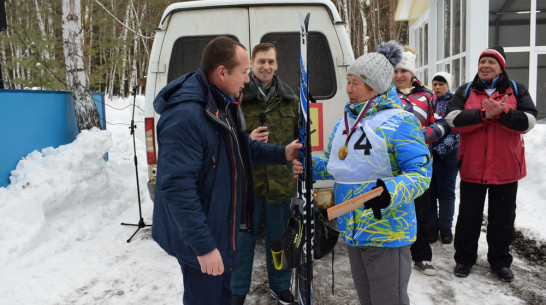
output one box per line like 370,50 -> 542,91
258,112 -> 267,126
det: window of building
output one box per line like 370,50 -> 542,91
423,23 -> 429,66
452,58 -> 460,89
537,4 -> 546,45
537,54 -> 546,119
461,0 -> 466,53
460,58 -> 466,89
413,22 -> 429,83
489,0 -> 545,118
506,52 -> 530,87
428,0 -> 466,87
453,0 -> 461,55
437,1 -> 445,60
489,0 -> 531,47
444,0 -> 451,58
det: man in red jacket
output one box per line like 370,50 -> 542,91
445,46 -> 537,282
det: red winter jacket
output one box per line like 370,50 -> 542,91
445,72 -> 537,184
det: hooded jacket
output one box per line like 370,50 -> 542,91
151,68 -> 287,270
312,85 -> 432,248
445,71 -> 537,184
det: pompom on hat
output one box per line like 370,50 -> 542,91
479,46 -> 506,69
432,71 -> 454,91
347,40 -> 404,94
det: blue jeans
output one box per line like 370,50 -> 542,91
429,150 -> 458,231
230,198 -> 293,295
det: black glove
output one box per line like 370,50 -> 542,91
364,179 -> 390,219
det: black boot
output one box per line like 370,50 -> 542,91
454,264 -> 471,277
231,294 -> 246,305
440,229 -> 453,244
491,267 -> 514,282
428,227 -> 439,243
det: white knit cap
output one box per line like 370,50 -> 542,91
347,41 -> 404,94
432,71 -> 454,91
396,51 -> 417,75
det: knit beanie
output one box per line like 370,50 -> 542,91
395,50 -> 417,75
432,71 -> 454,91
347,40 -> 404,94
479,46 -> 506,69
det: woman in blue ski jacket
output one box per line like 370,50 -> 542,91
293,41 -> 431,305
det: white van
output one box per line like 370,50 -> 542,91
144,0 -> 354,201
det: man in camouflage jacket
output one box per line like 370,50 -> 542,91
230,42 -> 299,305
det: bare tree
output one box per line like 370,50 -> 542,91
33,0 -> 50,61
61,0 -> 101,131
362,0 -> 407,52
4,0 -> 404,95
332,0 -> 406,57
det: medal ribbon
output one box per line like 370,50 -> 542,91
342,98 -> 374,146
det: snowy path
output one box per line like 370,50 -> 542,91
1,96 -> 544,305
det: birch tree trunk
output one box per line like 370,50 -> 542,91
361,0 -> 368,55
61,0 -> 101,131
0,40 -> 6,88
119,4 -> 131,97
33,0 -> 50,60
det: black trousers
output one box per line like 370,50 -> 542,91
454,180 -> 518,269
410,189 -> 432,262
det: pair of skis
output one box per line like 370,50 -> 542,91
295,11 -> 314,305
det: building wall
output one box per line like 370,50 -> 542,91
401,0 -> 545,118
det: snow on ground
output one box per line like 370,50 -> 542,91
0,95 -> 544,305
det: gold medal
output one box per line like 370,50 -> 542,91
338,145 -> 348,160
339,99 -> 373,162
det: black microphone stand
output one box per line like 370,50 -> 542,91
121,84 -> 151,242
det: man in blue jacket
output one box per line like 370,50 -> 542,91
151,36 -> 302,305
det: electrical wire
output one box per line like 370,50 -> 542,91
9,25 -> 147,116
9,25 -> 70,90
9,22 -> 151,131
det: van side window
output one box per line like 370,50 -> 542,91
261,32 -> 336,100
168,35 -> 239,82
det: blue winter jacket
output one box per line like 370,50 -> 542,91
152,68 -> 287,271
312,85 -> 432,247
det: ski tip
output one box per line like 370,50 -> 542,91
304,12 -> 310,28
298,12 -> 310,30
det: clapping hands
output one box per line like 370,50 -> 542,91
482,95 -> 507,119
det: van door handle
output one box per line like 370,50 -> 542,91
150,62 -> 166,73
337,55 -> 354,67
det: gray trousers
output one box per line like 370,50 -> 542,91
347,244 -> 412,305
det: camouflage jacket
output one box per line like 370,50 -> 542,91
241,73 -> 299,203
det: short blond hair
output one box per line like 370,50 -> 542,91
403,45 -> 417,56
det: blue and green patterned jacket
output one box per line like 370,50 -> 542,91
312,85 -> 432,247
